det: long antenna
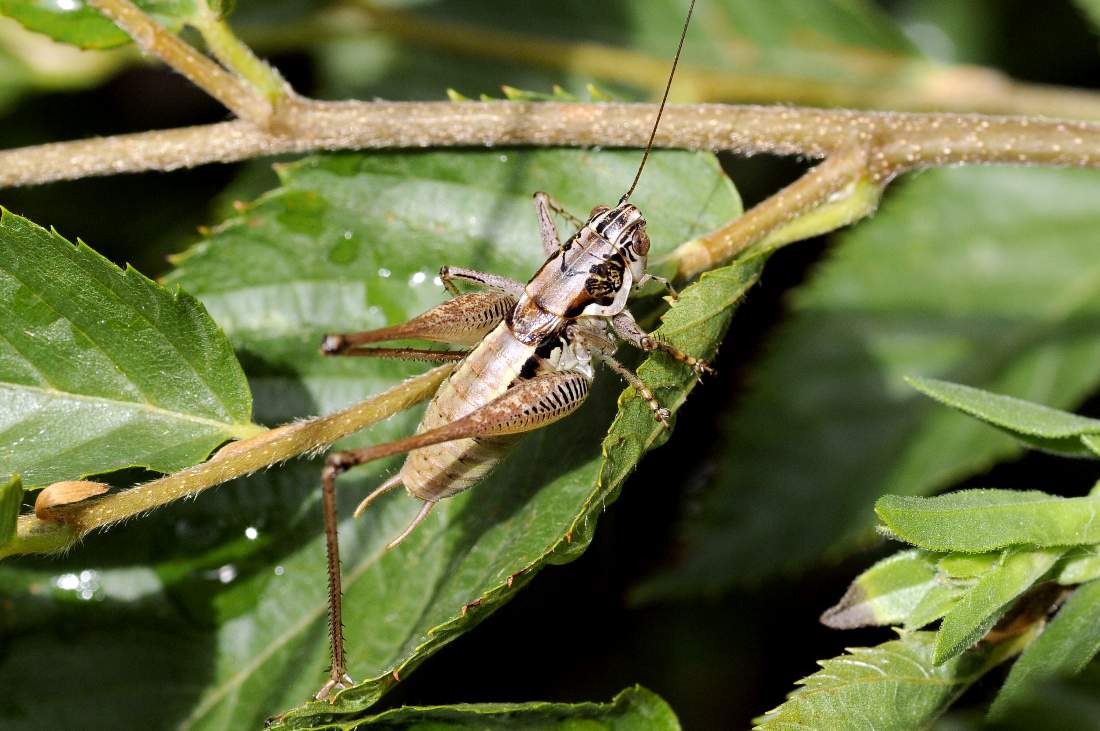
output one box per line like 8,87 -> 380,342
620,0 -> 697,204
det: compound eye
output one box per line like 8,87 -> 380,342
589,205 -> 611,219
633,230 -> 650,256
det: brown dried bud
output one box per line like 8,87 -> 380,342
35,480 -> 109,521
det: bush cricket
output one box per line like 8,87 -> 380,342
314,0 -> 701,701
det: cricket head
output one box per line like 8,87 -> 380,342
521,200 -> 648,326
557,200 -> 648,319
587,201 -> 650,284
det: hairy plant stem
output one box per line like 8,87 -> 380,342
672,147 -> 879,277
0,366 -> 452,559
3,101 -> 1099,184
190,0 -> 292,102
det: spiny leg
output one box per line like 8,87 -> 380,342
594,351 -> 671,428
611,309 -> 714,378
438,266 -> 525,298
314,469 -> 424,700
537,192 -> 586,230
315,370 -> 591,700
321,291 -> 516,355
566,321 -> 671,428
316,454 -> 355,701
329,347 -> 468,363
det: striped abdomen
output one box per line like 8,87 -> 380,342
400,322 -> 533,501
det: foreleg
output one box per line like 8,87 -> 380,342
533,191 -> 587,257
438,265 -> 525,298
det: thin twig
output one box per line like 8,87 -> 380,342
3,101 -> 1100,191
673,147 -> 877,277
0,365 -> 453,559
190,0 -> 292,102
87,0 -> 273,126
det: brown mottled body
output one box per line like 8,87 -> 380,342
402,322 -> 531,500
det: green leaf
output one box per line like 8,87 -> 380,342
939,552 -> 1002,579
935,548 -> 1063,665
73,149 -> 744,730
334,686 -> 679,730
877,490 -> 1100,553
644,167 -> 1100,597
1084,433 -> 1100,457
0,0 -> 197,50
906,580 -> 968,632
1057,546 -> 1100,585
0,209 -> 258,488
990,578 -> 1100,720
0,474 -> 21,546
754,632 -> 1017,731
907,376 -> 1100,457
821,549 -> 940,629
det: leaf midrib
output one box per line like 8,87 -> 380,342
0,382 -> 256,437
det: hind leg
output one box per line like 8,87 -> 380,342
321,291 -> 516,355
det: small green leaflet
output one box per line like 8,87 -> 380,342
907,376 -> 1100,458
820,549 -> 941,629
1057,545 -> 1100,586
934,548 -> 1063,665
754,632 -> 1021,731
0,209 -> 259,487
876,490 -> 1100,553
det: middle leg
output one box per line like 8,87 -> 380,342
611,309 -> 714,378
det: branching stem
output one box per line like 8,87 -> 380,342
87,0 -> 273,126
